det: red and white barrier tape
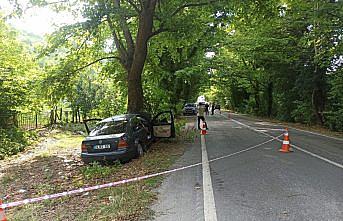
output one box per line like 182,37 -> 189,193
0,135 -> 281,209
209,134 -> 284,163
254,128 -> 286,131
0,162 -> 201,209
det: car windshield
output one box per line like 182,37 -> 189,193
185,103 -> 195,107
89,120 -> 127,136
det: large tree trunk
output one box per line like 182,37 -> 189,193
267,82 -> 273,117
312,87 -> 325,125
253,82 -> 260,114
127,2 -> 156,113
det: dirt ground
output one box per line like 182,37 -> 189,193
0,118 -> 196,220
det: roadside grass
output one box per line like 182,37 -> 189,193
1,118 -> 191,221
175,116 -> 198,143
9,204 -> 42,221
0,174 -> 16,188
50,122 -> 87,135
75,181 -> 158,221
81,161 -> 122,180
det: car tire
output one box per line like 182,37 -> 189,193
135,143 -> 144,158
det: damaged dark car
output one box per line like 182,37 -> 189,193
81,111 -> 175,164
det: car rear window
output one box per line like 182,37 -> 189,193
89,120 -> 127,136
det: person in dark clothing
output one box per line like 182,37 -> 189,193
197,103 -> 208,130
211,103 -> 215,115
205,103 -> 209,115
215,104 -> 221,114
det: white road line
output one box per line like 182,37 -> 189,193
225,115 -> 343,170
289,127 -> 343,142
225,111 -> 343,142
201,135 -> 218,221
209,135 -> 283,163
254,127 -> 285,131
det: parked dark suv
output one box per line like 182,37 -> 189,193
81,111 -> 175,164
183,103 -> 197,115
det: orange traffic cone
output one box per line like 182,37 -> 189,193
200,122 -> 207,135
279,128 -> 293,153
0,200 -> 7,221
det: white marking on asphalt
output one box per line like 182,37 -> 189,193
255,122 -> 275,126
254,127 -> 285,131
289,127 -> 343,142
201,135 -> 218,221
209,135 -> 283,163
256,129 -> 268,132
224,115 -> 343,170
2,131 -> 284,210
226,111 -> 343,141
288,142 -> 343,169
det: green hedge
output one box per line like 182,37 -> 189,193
0,128 -> 35,160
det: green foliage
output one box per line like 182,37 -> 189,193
1,0 -> 342,131
208,0 -> 343,130
0,18 -> 41,114
290,101 -> 314,124
144,7 -> 219,114
326,71 -> 343,131
0,128 -> 36,159
0,18 -> 42,158
81,161 -> 122,180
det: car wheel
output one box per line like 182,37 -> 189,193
136,143 -> 144,158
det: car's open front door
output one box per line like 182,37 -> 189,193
152,111 -> 176,138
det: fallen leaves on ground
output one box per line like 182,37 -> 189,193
0,126 -> 188,221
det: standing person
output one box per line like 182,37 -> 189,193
215,103 -> 221,114
205,103 -> 209,115
211,103 -> 215,115
197,102 -> 208,130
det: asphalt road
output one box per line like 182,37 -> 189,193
152,113 -> 343,221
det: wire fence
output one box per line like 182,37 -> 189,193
17,112 -> 51,130
0,112 -> 50,130
0,110 -> 83,131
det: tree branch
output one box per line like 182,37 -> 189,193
106,16 -> 128,59
23,0 -> 70,13
149,27 -> 169,38
114,0 -> 135,60
75,30 -> 97,54
148,0 -> 158,8
72,56 -> 121,73
149,0 -> 218,39
171,0 -> 217,17
126,0 -> 141,13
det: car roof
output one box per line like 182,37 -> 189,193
100,114 -> 137,123
100,113 -> 151,123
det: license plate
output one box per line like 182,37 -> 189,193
93,144 -> 111,150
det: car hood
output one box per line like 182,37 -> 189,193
84,133 -> 125,141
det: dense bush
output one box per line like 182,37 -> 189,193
0,127 -> 36,160
326,72 -> 343,131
